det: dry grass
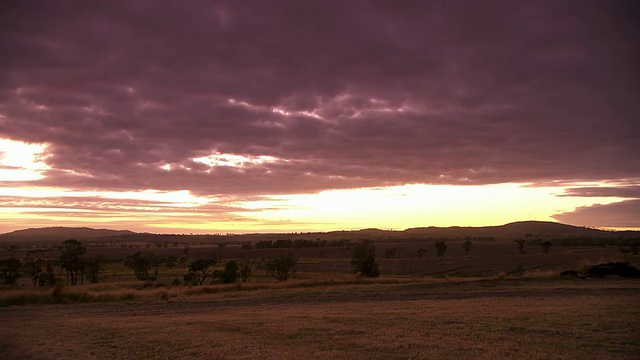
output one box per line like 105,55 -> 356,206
1,279 -> 639,359
2,242 -> 638,358
0,272 -> 449,307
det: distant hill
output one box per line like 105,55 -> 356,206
0,227 -> 136,242
400,221 -> 617,240
0,221 -> 637,244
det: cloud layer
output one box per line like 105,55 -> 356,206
1,1 -> 639,230
553,200 -> 640,228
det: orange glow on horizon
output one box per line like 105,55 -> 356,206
0,181 -> 630,234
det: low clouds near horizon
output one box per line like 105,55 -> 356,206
0,1 -> 638,230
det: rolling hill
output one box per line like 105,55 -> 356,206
0,227 -> 136,242
0,221 -> 637,244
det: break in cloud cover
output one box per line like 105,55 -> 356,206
0,0 -> 639,232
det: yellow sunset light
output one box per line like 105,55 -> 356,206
230,183 -> 624,231
0,138 -> 50,181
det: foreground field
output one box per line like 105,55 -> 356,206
1,278 -> 639,359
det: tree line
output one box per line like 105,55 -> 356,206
3,236 -> 578,286
0,239 -> 298,286
0,239 -> 104,286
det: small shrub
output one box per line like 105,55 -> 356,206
183,272 -> 198,286
384,248 -> 397,259
95,293 -> 114,302
515,239 -> 526,254
51,284 -> 64,302
120,292 -> 135,301
0,294 -> 28,307
219,261 -> 239,284
541,241 -> 553,254
462,240 -> 472,255
154,281 -> 167,288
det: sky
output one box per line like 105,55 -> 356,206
0,0 -> 639,234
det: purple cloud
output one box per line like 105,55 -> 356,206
0,0 -> 638,198
562,186 -> 640,198
553,200 -> 640,228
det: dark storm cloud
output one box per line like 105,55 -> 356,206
552,199 -> 640,228
1,0 -> 639,196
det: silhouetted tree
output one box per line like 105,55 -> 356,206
351,240 -> 380,277
23,250 -> 45,287
541,241 -> 553,254
59,239 -> 86,285
435,241 -> 447,261
239,258 -> 257,282
124,252 -> 155,280
384,248 -> 397,258
23,258 -> 43,287
188,258 -> 217,285
462,240 -> 472,255
85,255 -> 107,283
152,256 -> 164,276
0,258 -> 22,285
41,259 -> 58,286
164,255 -> 178,269
415,248 -> 427,258
515,239 -> 526,254
265,252 -> 298,281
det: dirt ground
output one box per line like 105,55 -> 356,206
2,278 -> 639,360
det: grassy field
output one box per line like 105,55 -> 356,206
1,278 -> 639,359
2,238 -> 639,359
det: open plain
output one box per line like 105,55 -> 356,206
2,224 -> 639,359
2,278 -> 639,359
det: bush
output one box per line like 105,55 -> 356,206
351,240 -> 380,277
462,240 -> 472,255
264,253 -> 297,281
0,258 -> 22,285
541,241 -> 553,254
219,261 -> 239,284
384,248 -> 397,258
120,292 -> 135,301
124,252 -> 156,281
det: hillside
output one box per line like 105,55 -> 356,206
0,221 -> 637,245
0,227 -> 136,242
401,221 -> 615,240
